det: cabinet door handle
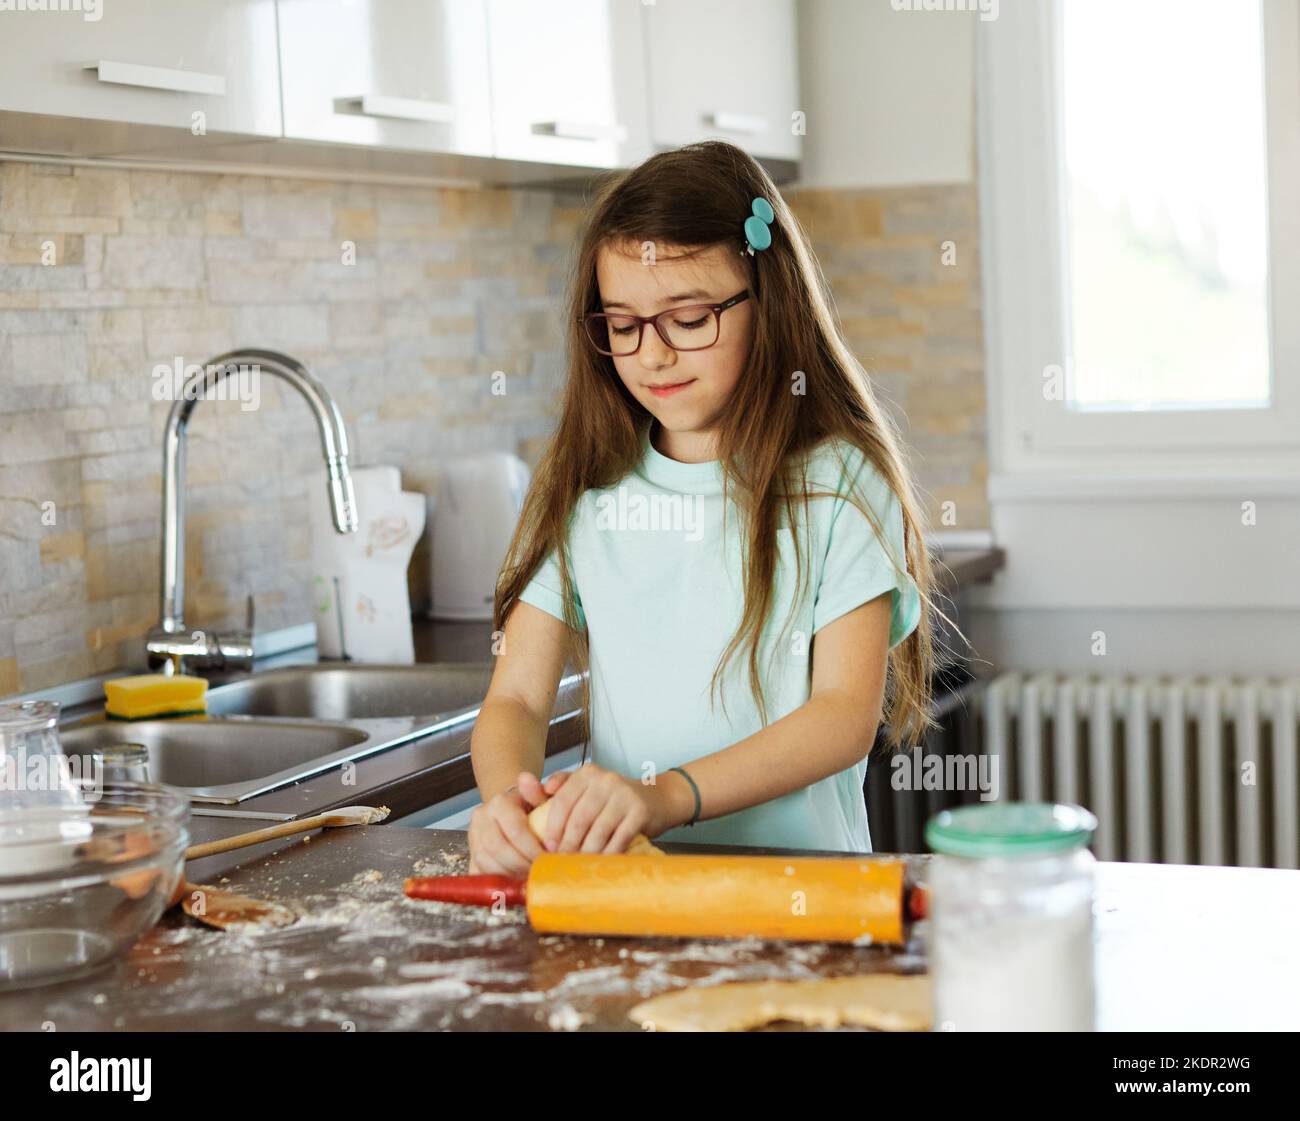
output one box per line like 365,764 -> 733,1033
531,120 -> 628,143
84,60 -> 226,97
347,95 -> 456,123
704,111 -> 769,135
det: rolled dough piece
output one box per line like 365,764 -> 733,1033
628,973 -> 931,1032
528,799 -> 663,855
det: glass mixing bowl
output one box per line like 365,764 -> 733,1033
0,780 -> 189,990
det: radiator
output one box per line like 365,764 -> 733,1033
980,673 -> 1300,869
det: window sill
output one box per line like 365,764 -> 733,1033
989,472 -> 1300,503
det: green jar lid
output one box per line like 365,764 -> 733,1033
926,802 -> 1098,858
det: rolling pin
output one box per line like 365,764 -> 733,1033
405,853 -> 925,945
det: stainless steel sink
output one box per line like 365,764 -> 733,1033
60,719 -> 370,802
205,663 -> 494,721
57,662 -> 515,806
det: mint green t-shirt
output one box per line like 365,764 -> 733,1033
518,420 -> 922,854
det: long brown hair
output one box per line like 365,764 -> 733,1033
496,140 -> 952,752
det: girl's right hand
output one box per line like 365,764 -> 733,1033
467,772 -> 548,878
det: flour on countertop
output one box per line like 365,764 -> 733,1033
357,977 -> 476,1002
548,1003 -> 593,1031
33,841 -> 919,1032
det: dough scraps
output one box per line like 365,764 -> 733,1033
628,973 -> 932,1032
527,799 -> 663,855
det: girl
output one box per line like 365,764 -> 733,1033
468,141 -> 941,877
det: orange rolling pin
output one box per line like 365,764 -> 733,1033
405,853 -> 927,945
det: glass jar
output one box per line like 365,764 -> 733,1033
0,701 -> 84,815
926,802 -> 1099,1032
92,744 -> 151,784
0,700 -> 92,880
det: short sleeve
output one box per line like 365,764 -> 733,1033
811,449 -> 921,649
517,545 -> 586,629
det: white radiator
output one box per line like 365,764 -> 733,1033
981,673 -> 1300,869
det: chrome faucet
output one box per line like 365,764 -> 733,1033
146,349 -> 358,674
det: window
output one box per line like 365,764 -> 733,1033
1062,0 -> 1271,413
979,0 -> 1300,465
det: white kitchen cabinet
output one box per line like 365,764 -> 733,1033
0,0 -> 281,138
643,0 -> 801,163
277,0 -> 493,156
485,0 -> 650,169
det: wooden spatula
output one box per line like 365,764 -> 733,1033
164,806 -> 388,930
184,804 -> 390,860
166,806 -> 386,929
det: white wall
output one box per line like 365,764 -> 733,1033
795,0 -> 976,188
961,487 -> 1300,677
963,605 -> 1300,680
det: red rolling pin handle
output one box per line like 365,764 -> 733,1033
905,883 -> 928,922
403,874 -> 526,907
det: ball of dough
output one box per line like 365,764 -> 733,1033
527,799 -> 663,855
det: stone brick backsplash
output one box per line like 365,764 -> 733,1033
0,161 -> 985,694
785,184 -> 988,537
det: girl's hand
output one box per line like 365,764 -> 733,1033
467,771 -> 549,878
536,764 -> 679,854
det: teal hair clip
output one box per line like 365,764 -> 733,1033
742,196 -> 775,255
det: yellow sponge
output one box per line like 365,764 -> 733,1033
104,674 -> 208,721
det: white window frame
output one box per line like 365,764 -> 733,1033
978,0 -> 1300,480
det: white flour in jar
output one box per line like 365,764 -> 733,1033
932,904 -> 1095,1031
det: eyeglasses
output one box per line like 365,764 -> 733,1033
581,290 -> 751,356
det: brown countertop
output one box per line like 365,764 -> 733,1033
933,545 -> 1004,592
2,822 -> 1296,1032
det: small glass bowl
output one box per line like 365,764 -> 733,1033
0,781 -> 189,990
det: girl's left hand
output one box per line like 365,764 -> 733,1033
535,764 -> 667,854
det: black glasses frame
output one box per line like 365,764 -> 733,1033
581,289 -> 751,356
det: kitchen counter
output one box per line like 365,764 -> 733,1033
0,548 -> 1028,1030
1,821 -> 1295,1032
931,545 -> 1004,591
